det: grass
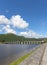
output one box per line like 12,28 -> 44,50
10,48 -> 37,65
10,51 -> 33,65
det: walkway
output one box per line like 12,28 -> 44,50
40,43 -> 47,65
19,44 -> 46,65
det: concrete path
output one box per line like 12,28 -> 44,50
19,44 -> 46,65
40,43 -> 47,65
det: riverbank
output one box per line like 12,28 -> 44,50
0,44 -> 38,65
40,43 -> 47,65
10,44 -> 45,65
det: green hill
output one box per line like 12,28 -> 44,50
0,33 -> 45,43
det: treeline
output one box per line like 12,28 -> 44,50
0,33 -> 45,43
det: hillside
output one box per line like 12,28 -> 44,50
0,33 -> 45,43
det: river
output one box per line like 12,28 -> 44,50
0,44 -> 38,65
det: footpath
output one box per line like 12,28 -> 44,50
40,43 -> 47,65
19,44 -> 46,65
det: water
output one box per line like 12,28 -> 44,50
0,44 -> 38,65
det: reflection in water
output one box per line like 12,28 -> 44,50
0,44 -> 38,65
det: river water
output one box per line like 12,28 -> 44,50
0,44 -> 38,65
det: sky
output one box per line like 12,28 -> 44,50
0,0 -> 47,38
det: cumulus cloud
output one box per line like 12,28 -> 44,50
0,15 -> 45,38
11,15 -> 29,28
0,15 -> 10,24
0,15 -> 29,29
3,25 -> 16,34
19,30 -> 43,38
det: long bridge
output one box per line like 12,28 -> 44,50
5,40 -> 44,44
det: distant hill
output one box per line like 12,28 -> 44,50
0,33 -> 46,43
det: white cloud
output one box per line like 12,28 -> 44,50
3,25 -> 16,34
0,24 -> 46,38
0,15 -> 46,38
19,30 -> 43,38
0,15 -> 10,24
11,15 -> 29,28
0,15 -> 29,29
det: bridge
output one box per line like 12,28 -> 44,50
5,40 -> 44,44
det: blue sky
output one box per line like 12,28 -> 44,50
0,0 -> 47,38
